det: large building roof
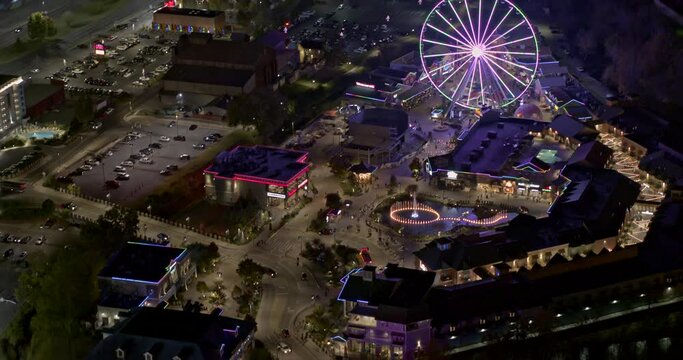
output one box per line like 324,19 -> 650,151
549,114 -> 599,142
154,6 -> 224,18
24,83 -> 63,108
163,64 -> 254,87
88,307 -> 255,360
174,33 -> 270,67
205,145 -> 310,185
99,242 -> 187,283
338,264 -> 435,324
348,107 -> 409,135
0,74 -> 19,86
427,111 -> 547,176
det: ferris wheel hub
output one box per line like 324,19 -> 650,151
471,44 -> 486,58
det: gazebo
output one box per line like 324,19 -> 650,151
348,162 -> 377,184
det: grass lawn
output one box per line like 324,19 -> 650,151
130,129 -> 257,213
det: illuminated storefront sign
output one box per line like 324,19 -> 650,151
267,192 -> 286,199
93,42 -> 105,56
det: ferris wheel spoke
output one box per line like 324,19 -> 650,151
486,50 -> 537,56
477,0 -> 483,44
466,58 -> 479,105
450,59 -> 475,101
426,23 -> 471,51
485,20 -> 526,48
481,0 -> 499,45
423,38 -> 472,51
434,10 -> 474,47
481,7 -> 513,46
437,55 -> 474,87
485,35 -> 535,50
483,52 -> 533,72
463,0 -> 478,45
482,54 -> 527,86
447,0 -> 477,45
481,56 -> 515,98
424,51 -> 472,59
428,54 -> 473,75
477,58 -> 485,105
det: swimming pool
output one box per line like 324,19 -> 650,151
29,131 -> 56,140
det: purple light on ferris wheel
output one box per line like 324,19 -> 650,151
420,0 -> 539,110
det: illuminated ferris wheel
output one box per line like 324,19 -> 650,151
419,0 -> 539,110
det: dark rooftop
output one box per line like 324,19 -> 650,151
428,111 -> 546,175
154,7 -> 224,18
0,74 -> 20,86
174,33 -> 271,67
348,107 -> 409,135
549,114 -> 599,142
339,264 -> 435,307
88,307 -> 255,360
299,39 -> 324,50
24,83 -> 63,108
164,64 -> 254,88
99,242 -> 187,283
566,141 -> 613,169
98,293 -> 147,310
205,145 -> 310,185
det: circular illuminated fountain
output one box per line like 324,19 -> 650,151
388,194 -> 513,232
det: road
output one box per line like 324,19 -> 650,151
0,0 -> 90,47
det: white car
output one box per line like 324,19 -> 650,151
79,164 -> 93,171
105,107 -> 115,115
277,343 -> 292,354
160,136 -> 171,142
139,157 -> 154,164
121,160 -> 134,167
92,122 -> 103,130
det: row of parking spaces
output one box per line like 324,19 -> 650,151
65,120 -> 224,202
49,31 -> 177,96
600,134 -> 665,202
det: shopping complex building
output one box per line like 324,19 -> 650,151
425,110 -> 573,197
204,145 -> 311,207
152,7 -> 227,34
96,242 -> 195,329
0,74 -> 26,134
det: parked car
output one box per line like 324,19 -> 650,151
116,173 -> 130,180
192,143 -> 206,150
105,180 -> 120,188
159,135 -> 171,142
168,121 -> 176,128
61,202 -> 77,211
41,218 -> 55,229
277,343 -> 292,354
149,142 -> 162,149
157,233 -> 169,241
92,122 -> 103,130
3,249 -> 14,258
166,164 -> 178,170
173,135 -> 186,141
79,164 -> 93,171
179,154 -> 190,160
35,235 -> 46,245
189,124 -> 198,131
160,169 -> 172,175
139,157 -> 154,164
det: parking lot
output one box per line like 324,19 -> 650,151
66,119 -> 225,203
45,29 -> 177,98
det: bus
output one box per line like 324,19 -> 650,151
0,181 -> 27,194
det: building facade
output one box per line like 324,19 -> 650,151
204,145 -> 311,208
97,242 -> 196,329
152,7 -> 227,34
0,74 -> 26,133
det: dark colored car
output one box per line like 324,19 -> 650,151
179,154 -> 190,160
105,180 -> 120,189
149,142 -> 162,149
157,233 -> 169,241
192,143 -> 205,150
173,135 -> 186,141
56,176 -> 73,184
189,124 -> 198,131
166,164 -> 178,170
